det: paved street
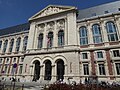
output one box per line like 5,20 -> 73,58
0,80 -> 45,90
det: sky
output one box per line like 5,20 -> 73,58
0,0 -> 119,29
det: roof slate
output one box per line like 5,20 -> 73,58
0,23 -> 30,36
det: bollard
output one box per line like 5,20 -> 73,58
10,81 -> 12,90
13,82 -> 15,90
22,84 -> 24,90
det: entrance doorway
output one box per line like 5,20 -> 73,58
33,60 -> 40,81
57,60 -> 64,80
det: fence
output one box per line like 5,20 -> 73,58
0,81 -> 24,90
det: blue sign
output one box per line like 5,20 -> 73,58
13,63 -> 17,68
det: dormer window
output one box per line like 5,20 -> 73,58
104,10 -> 109,14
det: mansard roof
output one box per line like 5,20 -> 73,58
77,1 -> 120,20
0,23 -> 30,36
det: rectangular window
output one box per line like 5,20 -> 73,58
20,58 -> 24,62
98,64 -> 106,75
19,65 -> 23,74
4,65 -> 8,74
6,58 -> 9,63
97,51 -> 103,58
0,41 -> 2,49
118,8 -> 120,11
13,58 -> 16,62
115,63 -> 120,75
0,59 -> 2,63
83,64 -> 89,75
82,53 -> 88,59
113,50 -> 120,57
92,13 -> 96,16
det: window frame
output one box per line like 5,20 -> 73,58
79,26 -> 88,45
92,24 -> 102,44
106,21 -> 118,42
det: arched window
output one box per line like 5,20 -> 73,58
79,26 -> 88,45
9,39 -> 14,53
38,33 -> 43,48
92,24 -> 102,43
0,41 -> 2,49
16,37 -> 21,52
106,21 -> 118,41
3,40 -> 8,53
58,30 -> 64,46
47,32 -> 53,48
56,60 -> 65,80
23,36 -> 28,51
33,60 -> 40,81
44,60 -> 52,80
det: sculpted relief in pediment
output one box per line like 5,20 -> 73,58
40,7 -> 64,16
33,6 -> 65,19
29,5 -> 76,20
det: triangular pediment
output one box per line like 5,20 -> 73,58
29,5 -> 76,21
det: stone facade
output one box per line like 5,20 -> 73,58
0,1 -> 120,83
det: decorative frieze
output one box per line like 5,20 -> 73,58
47,21 -> 55,31
57,19 -> 65,30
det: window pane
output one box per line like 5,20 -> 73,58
82,53 -> 88,59
106,22 -> 118,41
3,40 -> 8,53
47,32 -> 53,48
92,24 -> 102,43
99,64 -> 106,75
23,36 -> 28,51
38,34 -> 43,48
19,65 -> 23,74
16,38 -> 21,52
80,26 -> 88,45
0,41 -> 2,49
58,30 -> 64,46
9,39 -> 14,53
113,50 -> 120,57
83,64 -> 89,75
97,51 -> 103,58
115,63 -> 120,75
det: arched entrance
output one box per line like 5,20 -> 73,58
44,60 -> 52,80
33,60 -> 40,81
57,60 -> 65,80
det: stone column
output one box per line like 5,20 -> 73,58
1,40 -> 5,53
43,23 -> 47,48
53,21 -> 57,47
100,19 -> 109,46
34,25 -> 39,49
40,65 -> 44,81
6,38 -> 10,53
15,57 -> 20,75
64,64 -> 68,82
64,18 -> 68,45
114,16 -> 120,41
51,64 -> 56,82
87,21 -> 94,46
0,40 -> 4,53
12,38 -> 17,53
19,36 -> 24,52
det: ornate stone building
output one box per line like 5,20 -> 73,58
0,1 -> 120,83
